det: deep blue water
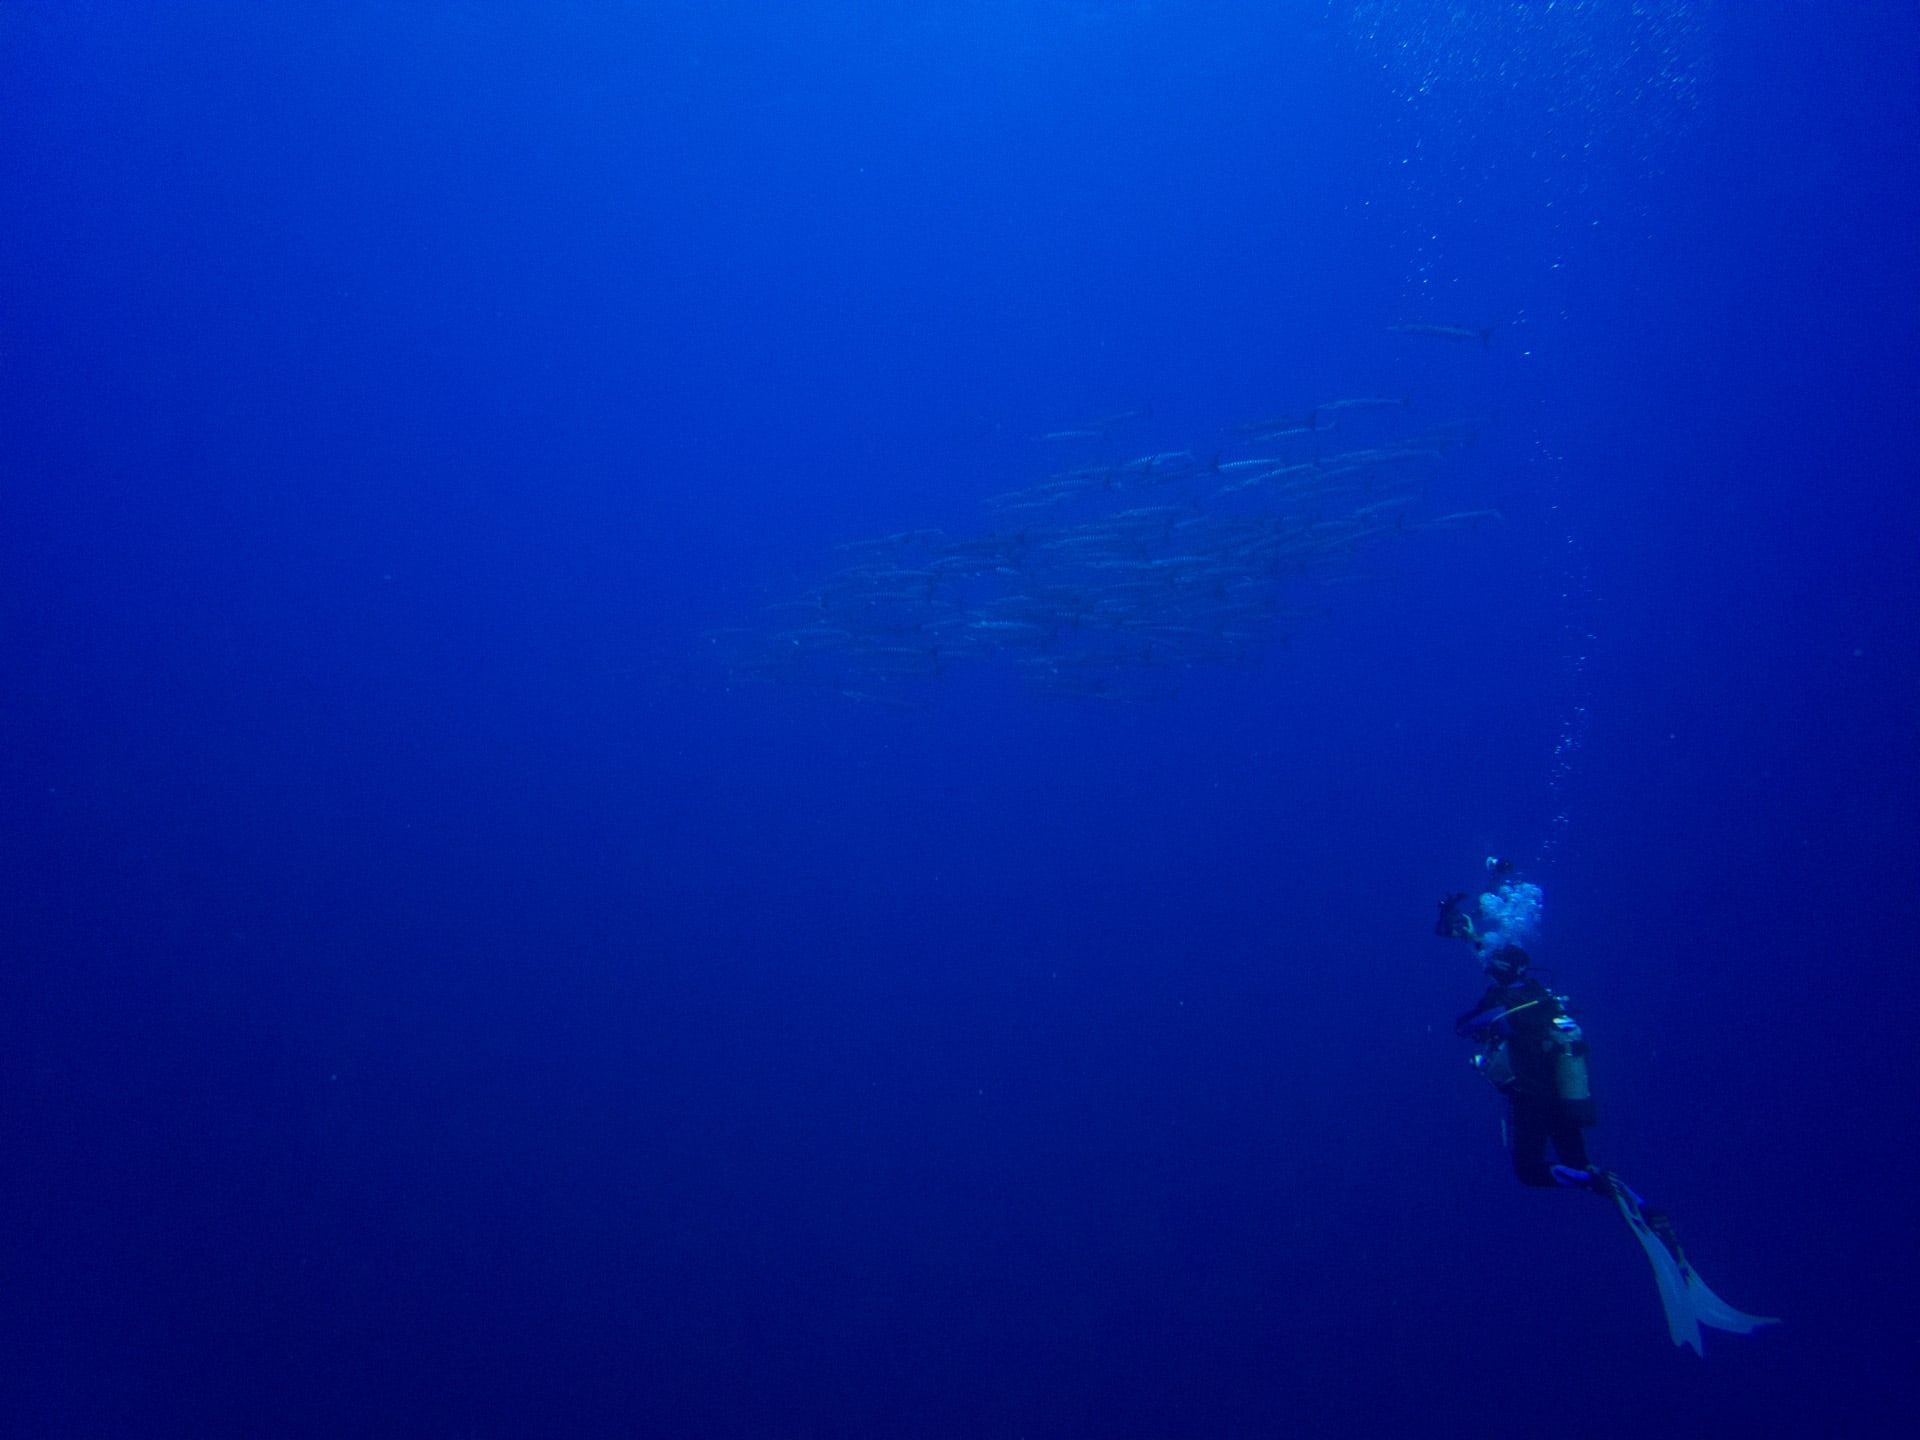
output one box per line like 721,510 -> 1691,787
2,3 -> 1915,1436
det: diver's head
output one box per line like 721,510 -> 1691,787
1483,944 -> 1531,982
1439,862 -> 1545,968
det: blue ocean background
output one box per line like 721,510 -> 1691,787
2,3 -> 1915,1435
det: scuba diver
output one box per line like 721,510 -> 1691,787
1439,864 -> 1596,1190
1437,859 -> 1779,1355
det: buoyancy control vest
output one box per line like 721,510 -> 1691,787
1457,979 -> 1596,1125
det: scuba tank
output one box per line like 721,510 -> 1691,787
1549,1012 -> 1597,1126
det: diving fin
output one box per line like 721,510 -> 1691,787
1645,1206 -> 1782,1336
1610,1176 -> 1703,1353
1685,1270 -> 1781,1336
1606,1174 -> 1779,1353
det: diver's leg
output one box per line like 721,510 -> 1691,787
1509,1097 -> 1556,1187
1543,1106 -> 1607,1188
1551,1114 -> 1591,1170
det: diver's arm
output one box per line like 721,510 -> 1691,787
1455,982 -> 1548,1038
1453,984 -> 1510,1037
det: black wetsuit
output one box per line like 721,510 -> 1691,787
1456,976 -> 1595,1187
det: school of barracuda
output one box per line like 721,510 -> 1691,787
703,399 -> 1497,703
